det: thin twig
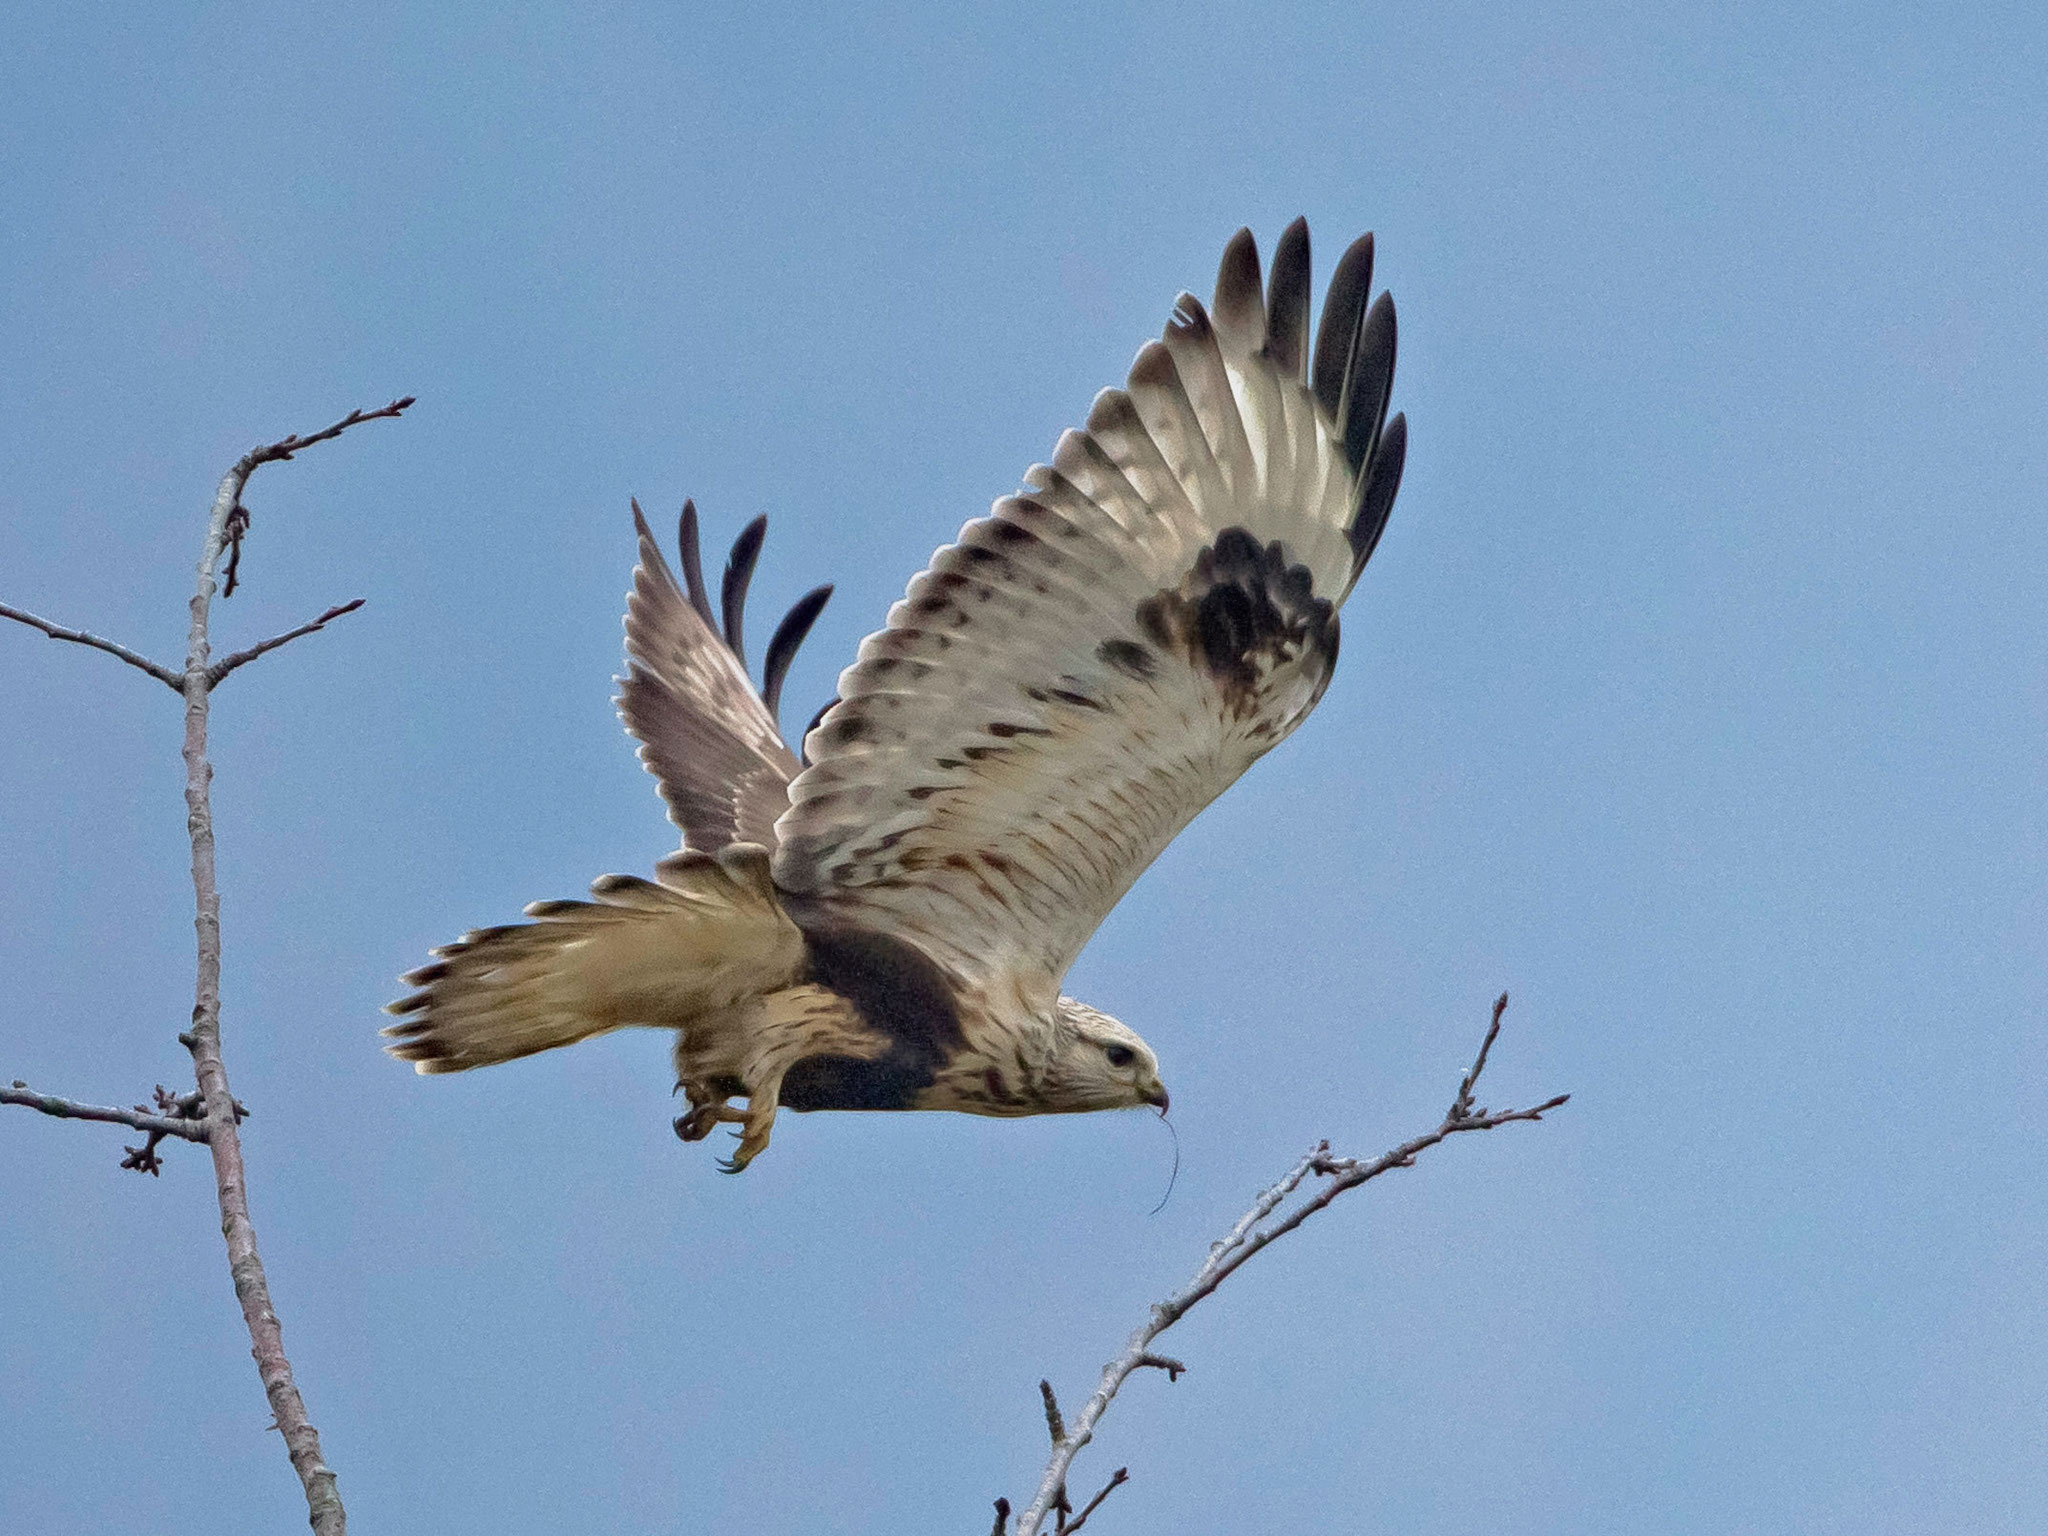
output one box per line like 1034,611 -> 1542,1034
2,1081 -> 211,1142
1453,991 -> 1511,1121
0,603 -> 183,691
1012,996 -> 1568,1536
207,599 -> 365,686
216,396 -> 413,600
247,398 -> 414,468
1059,1468 -> 1129,1535
1,1081 -> 240,1175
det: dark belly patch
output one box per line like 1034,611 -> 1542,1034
780,920 -> 967,1112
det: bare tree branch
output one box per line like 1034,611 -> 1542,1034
2,1080 -> 211,1143
1012,995 -> 1568,1536
8,399 -> 406,1528
247,398 -> 415,467
207,598 -> 366,686
1058,1468 -> 1128,1535
167,407 -> 414,1535
7,400 -> 406,1531
217,396 -> 414,598
0,603 -> 183,690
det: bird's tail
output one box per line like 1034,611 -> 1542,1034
382,844 -> 802,1073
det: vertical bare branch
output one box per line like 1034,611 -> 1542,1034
6,396 -> 399,1531
174,406 -> 406,1535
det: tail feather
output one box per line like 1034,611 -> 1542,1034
383,843 -> 803,1074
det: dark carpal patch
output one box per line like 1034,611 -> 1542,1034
1134,528 -> 1337,713
781,921 -> 966,1112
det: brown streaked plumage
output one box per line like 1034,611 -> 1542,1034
386,220 -> 1407,1170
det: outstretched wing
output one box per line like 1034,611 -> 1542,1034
618,502 -> 831,850
772,220 -> 1406,988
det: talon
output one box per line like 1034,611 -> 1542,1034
717,1104 -> 778,1173
677,1073 -> 783,1171
673,1103 -> 744,1142
718,1136 -> 766,1174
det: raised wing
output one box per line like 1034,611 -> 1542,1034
618,502 -> 831,850
771,220 -> 1406,988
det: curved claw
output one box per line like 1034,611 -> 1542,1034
719,1103 -> 780,1172
674,1102 -> 743,1143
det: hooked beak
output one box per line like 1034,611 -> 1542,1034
1140,1078 -> 1170,1113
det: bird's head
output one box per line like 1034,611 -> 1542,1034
1042,997 -> 1169,1114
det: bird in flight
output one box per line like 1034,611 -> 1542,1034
386,219 -> 1406,1170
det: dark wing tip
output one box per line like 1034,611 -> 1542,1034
1264,217 -> 1312,380
1312,232 -> 1375,420
721,515 -> 769,666
762,582 -> 833,722
677,500 -> 718,630
1341,291 -> 1398,472
1350,410 -> 1406,573
1212,227 -> 1264,349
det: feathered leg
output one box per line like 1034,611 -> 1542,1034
669,1065 -> 784,1172
670,985 -> 888,1172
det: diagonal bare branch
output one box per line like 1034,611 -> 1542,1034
248,397 -> 416,468
1058,1468 -> 1128,1535
0,603 -> 183,691
1011,995 -> 1569,1536
207,599 -> 365,686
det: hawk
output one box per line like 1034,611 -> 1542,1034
386,220 -> 1406,1170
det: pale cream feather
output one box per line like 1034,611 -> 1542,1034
382,845 -> 804,1073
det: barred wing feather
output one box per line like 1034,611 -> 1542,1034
618,501 -> 830,851
772,221 -> 1406,988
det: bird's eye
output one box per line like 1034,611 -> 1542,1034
1103,1044 -> 1135,1068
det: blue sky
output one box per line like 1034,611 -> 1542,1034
3,3 -> 2043,1531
